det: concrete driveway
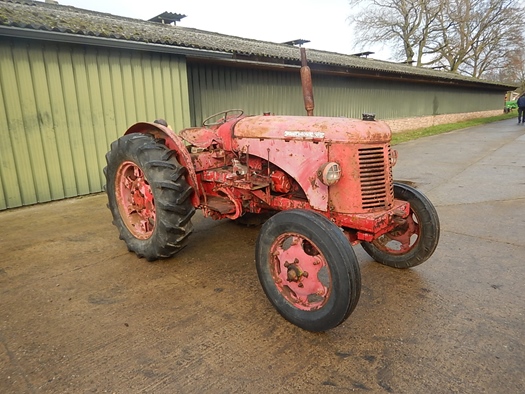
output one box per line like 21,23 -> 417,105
1,119 -> 524,393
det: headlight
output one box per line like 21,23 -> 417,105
318,162 -> 341,186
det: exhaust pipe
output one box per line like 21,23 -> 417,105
300,47 -> 314,116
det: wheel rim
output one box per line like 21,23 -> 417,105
115,161 -> 155,240
269,233 -> 332,311
373,209 -> 420,255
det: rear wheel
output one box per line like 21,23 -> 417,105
361,182 -> 440,268
104,133 -> 195,261
256,210 -> 361,332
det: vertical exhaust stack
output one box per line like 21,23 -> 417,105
300,47 -> 314,116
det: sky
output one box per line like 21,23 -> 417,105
53,0 -> 391,60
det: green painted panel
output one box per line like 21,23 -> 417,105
131,55 -> 148,122
188,65 -> 305,125
0,84 -> 9,210
120,53 -> 136,126
85,49 -> 110,181
29,43 -> 64,201
0,38 -> 190,209
150,56 -> 165,121
173,58 -> 191,132
43,44 -> 77,198
188,64 -> 504,124
0,46 -> 22,209
14,44 -> 52,203
140,55 -> 156,121
96,49 -> 120,147
58,48 -> 91,196
307,75 -> 502,120
161,56 -> 178,128
0,42 -> 36,206
73,49 -> 101,193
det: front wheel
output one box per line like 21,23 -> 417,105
104,133 -> 195,261
361,182 -> 440,268
256,210 -> 361,332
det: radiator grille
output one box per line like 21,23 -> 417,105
359,146 -> 393,209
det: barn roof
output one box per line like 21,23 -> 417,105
0,0 -> 516,90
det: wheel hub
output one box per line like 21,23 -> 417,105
284,259 -> 309,285
376,212 -> 419,253
116,161 -> 156,240
270,234 -> 330,311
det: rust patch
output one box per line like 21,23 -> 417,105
309,176 -> 319,190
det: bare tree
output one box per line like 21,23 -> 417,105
493,48 -> 525,89
349,0 -> 443,65
430,0 -> 525,78
349,0 -> 525,78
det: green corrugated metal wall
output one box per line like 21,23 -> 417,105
313,75 -> 501,118
188,65 -> 305,124
188,63 -> 502,124
0,38 -> 190,210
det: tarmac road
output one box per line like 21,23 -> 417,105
1,119 -> 524,393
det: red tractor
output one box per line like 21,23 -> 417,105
104,49 -> 440,332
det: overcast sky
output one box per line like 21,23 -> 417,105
54,0 -> 391,60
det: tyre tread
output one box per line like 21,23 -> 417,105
104,133 -> 195,261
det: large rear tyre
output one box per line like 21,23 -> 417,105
256,210 -> 361,332
361,182 -> 440,268
104,133 -> 195,261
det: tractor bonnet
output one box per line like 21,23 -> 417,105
232,115 -> 392,144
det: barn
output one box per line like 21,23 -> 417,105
0,0 -> 515,209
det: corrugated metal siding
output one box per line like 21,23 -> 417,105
0,38 -> 191,210
314,77 -> 501,119
188,65 -> 305,124
188,63 -> 503,124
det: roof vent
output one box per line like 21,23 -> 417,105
148,12 -> 186,25
352,51 -> 374,58
282,39 -> 310,47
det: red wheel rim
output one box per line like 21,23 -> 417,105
269,233 -> 332,311
373,209 -> 420,254
115,161 -> 155,239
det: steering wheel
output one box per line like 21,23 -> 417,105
202,109 -> 244,127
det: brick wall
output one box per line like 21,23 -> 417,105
385,110 -> 503,133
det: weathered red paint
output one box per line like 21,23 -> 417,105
270,170 -> 292,193
115,161 -> 155,240
269,232 -> 331,311
232,115 -> 391,143
124,122 -> 201,207
369,209 -> 420,254
123,112 -> 405,243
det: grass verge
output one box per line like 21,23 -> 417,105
391,112 -> 516,145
